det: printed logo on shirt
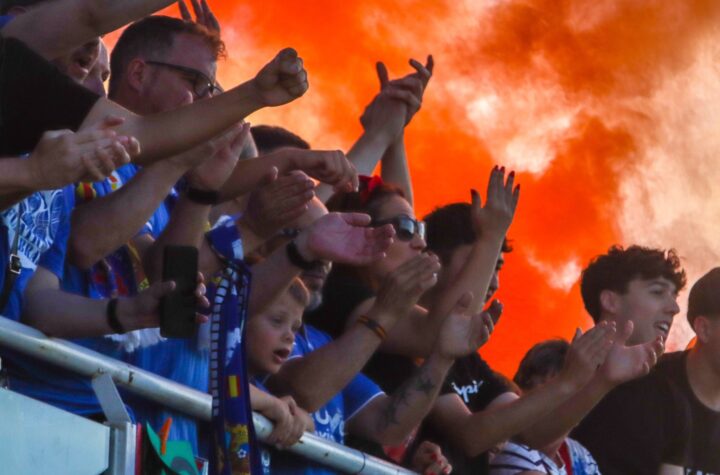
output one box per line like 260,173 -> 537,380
451,379 -> 485,404
2,190 -> 65,270
313,407 -> 345,443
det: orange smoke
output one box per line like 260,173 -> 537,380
109,1 -> 720,376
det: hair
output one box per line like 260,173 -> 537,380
251,125 -> 310,155
108,15 -> 225,97
424,203 -> 513,265
0,0 -> 39,14
580,245 -> 686,323
513,339 -> 569,392
326,181 -> 406,221
286,277 -> 310,310
687,267 -> 720,327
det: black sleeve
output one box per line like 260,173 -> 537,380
0,35 -> 100,156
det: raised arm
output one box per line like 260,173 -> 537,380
430,324 -> 614,457
67,124 -> 238,269
2,0 -> 177,60
79,49 -> 308,166
518,321 -> 664,449
315,56 -> 432,203
22,266 -> 207,338
347,293 -> 492,445
0,119 -> 138,211
142,125 -> 247,282
267,252 -> 439,412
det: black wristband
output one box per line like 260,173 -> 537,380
286,240 -> 319,271
106,298 -> 126,334
186,187 -> 220,205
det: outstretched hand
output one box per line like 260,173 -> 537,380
186,122 -> 250,192
31,115 -> 139,189
245,170 -> 316,238
436,292 -> 494,360
559,322 -> 616,388
253,48 -> 309,107
471,166 -> 520,239
373,253 -> 441,320
359,55 -> 433,140
295,212 -> 395,265
599,321 -> 665,386
286,149 -> 358,192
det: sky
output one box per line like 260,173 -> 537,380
114,0 -> 720,376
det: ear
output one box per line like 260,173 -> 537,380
599,289 -> 620,316
124,58 -> 147,93
693,316 -> 712,344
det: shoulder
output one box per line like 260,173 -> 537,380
490,442 -> 551,473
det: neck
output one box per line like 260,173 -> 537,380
110,87 -> 149,116
687,346 -> 720,411
541,439 -> 564,462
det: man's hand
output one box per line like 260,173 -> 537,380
287,149 -> 358,192
375,55 -> 433,126
252,48 -> 309,107
186,123 -> 249,192
372,253 -> 441,321
244,170 -> 316,238
558,322 -> 615,389
295,212 -> 394,264
261,395 -> 312,448
471,166 -> 520,239
178,0 -> 220,33
599,321 -> 665,386
359,56 -> 434,143
434,292 -> 494,360
117,272 -> 210,331
28,116 -> 139,190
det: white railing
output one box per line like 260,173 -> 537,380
0,316 -> 417,475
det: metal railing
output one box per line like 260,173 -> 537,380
0,316 -> 417,474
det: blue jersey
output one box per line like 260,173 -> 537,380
0,187 -> 99,412
271,324 -> 383,475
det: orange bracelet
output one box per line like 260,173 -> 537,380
357,315 -> 387,341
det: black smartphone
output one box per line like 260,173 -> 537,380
160,245 -> 199,338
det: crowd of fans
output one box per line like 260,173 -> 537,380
0,1 -> 718,474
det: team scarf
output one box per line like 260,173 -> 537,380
209,262 -> 261,475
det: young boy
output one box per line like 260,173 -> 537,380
246,278 -> 315,473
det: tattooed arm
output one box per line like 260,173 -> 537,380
346,352 -> 454,445
345,293 -> 489,445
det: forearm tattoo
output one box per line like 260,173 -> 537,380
377,363 -> 439,432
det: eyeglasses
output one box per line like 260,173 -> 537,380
145,60 -> 221,98
372,214 -> 426,242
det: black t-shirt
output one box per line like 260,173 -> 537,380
572,351 -> 692,475
0,34 -> 100,156
657,351 -> 720,474
412,352 -> 513,475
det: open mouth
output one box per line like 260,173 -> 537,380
272,348 -> 291,364
655,321 -> 671,337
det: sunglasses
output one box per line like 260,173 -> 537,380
145,60 -> 222,98
373,214 -> 426,242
